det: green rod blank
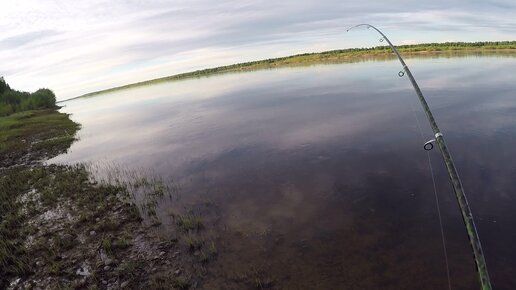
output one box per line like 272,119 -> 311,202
348,24 -> 492,290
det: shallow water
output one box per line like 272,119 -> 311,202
51,54 -> 516,289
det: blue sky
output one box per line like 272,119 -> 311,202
1,0 -> 515,100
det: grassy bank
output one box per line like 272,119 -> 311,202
0,164 -> 142,288
64,41 -> 516,101
0,108 -> 212,289
0,110 -> 79,167
0,109 -> 82,287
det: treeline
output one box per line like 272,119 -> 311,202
69,40 -> 516,100
0,77 -> 56,116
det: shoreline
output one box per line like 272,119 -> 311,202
0,110 -> 209,289
59,41 -> 516,102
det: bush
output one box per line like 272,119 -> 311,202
0,77 -> 56,116
32,89 -> 56,108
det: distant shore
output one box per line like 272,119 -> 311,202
61,41 -> 516,102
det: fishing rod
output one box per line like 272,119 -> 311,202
347,24 -> 492,290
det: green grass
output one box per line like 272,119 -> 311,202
183,233 -> 203,251
32,135 -> 76,151
61,40 -> 516,102
0,164 -> 141,288
0,109 -> 112,288
0,163 -> 147,288
199,241 -> 218,264
0,108 -> 197,288
148,272 -> 190,290
175,213 -> 203,232
172,277 -> 191,290
0,169 -> 32,278
0,110 -> 80,164
101,235 -> 132,255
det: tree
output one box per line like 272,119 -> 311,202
0,78 -> 57,116
0,77 -> 11,95
31,88 -> 56,109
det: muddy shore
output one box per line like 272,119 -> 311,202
1,109 -> 210,289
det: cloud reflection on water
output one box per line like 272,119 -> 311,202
50,55 -> 516,289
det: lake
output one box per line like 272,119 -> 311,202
51,53 -> 516,289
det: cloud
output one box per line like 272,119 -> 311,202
0,0 -> 515,100
0,29 -> 60,49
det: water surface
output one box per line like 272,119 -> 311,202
51,54 -> 516,289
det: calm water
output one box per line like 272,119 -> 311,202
51,54 -> 516,289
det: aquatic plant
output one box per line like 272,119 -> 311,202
175,213 -> 203,232
183,233 -> 203,251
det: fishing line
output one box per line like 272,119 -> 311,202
348,24 -> 492,290
407,86 -> 452,290
427,149 -> 453,290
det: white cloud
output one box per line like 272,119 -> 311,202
1,0 -> 515,100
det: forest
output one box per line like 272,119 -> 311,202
0,77 -> 56,116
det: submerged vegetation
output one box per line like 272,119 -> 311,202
0,164 -> 139,287
66,41 -> 516,101
176,213 -> 204,232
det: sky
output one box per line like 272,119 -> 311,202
1,0 -> 516,100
